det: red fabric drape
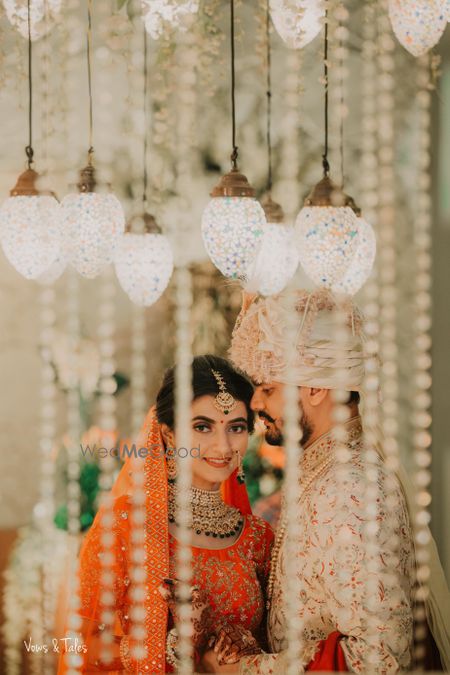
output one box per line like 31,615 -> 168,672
306,631 -> 348,672
221,468 -> 252,515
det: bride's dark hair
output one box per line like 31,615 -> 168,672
156,355 -> 255,433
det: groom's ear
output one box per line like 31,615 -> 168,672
161,424 -> 175,448
307,388 -> 329,407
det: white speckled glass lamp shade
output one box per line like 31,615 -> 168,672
61,165 -> 125,279
202,168 -> 266,279
243,197 -> 298,296
114,230 -> 174,306
388,0 -> 446,56
295,176 -> 375,294
269,0 -> 325,49
0,168 -> 61,280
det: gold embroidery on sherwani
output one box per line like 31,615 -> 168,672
240,417 -> 415,675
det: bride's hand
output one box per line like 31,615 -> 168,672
159,577 -> 210,649
212,623 -> 262,665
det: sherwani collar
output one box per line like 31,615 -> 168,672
300,415 -> 363,478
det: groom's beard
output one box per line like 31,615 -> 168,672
258,410 -> 314,447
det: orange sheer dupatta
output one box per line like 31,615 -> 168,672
58,406 -> 252,674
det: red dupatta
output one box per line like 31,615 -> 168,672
58,406 -> 252,673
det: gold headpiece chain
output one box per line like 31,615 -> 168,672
211,370 -> 238,415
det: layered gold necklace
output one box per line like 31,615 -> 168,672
168,482 -> 244,539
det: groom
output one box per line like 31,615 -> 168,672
201,288 -> 417,673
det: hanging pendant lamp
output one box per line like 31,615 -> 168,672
3,0 -> 63,41
270,0 -> 325,50
388,0 -> 446,57
244,197 -> 298,296
332,12 -> 376,296
243,0 -> 298,296
141,0 -> 199,39
61,0 -> 124,280
114,28 -> 173,307
295,2 -> 360,290
332,195 -> 376,296
0,0 -> 60,281
115,215 -> 173,307
201,0 -> 266,280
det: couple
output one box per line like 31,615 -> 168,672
59,289 -> 450,673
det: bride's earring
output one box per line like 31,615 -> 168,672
236,450 -> 245,485
162,426 -> 177,482
166,458 -> 178,482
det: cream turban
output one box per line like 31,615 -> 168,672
230,288 -> 366,391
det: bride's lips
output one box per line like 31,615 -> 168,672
203,457 -> 232,468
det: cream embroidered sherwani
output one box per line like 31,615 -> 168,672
240,417 -> 415,674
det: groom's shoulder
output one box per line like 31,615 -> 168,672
308,450 -> 408,524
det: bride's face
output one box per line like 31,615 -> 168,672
187,395 -> 250,491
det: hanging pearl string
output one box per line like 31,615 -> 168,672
122,15 -> 150,649
410,54 -> 433,670
195,0 -> 224,99
332,1 -> 349,188
376,3 -> 404,665
34,10 -> 58,669
327,0 -> 343,181
359,2 -> 383,669
58,9 -> 82,668
124,7 -> 145,217
26,307 -> 45,675
52,3 -> 70,195
277,49 -> 303,222
151,37 -> 178,211
281,286 -> 304,673
38,17 -> 51,180
62,0 -> 80,195
37,285 -> 58,675
330,301 -> 353,511
93,0 -> 113,187
128,421 -> 148,667
127,16 -> 149,438
2,565 -> 21,675
173,265 -> 194,673
172,27 -> 197,672
173,32 -> 198,216
62,269 -> 83,675
328,0 -> 352,450
96,265 -> 118,667
377,3 -> 400,487
9,24 -> 27,118
327,1 -> 355,639
130,305 -> 148,439
124,45 -> 149,651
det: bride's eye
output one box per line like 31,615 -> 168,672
193,423 -> 210,433
229,424 -> 247,434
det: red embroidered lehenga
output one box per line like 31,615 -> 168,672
58,407 -> 273,673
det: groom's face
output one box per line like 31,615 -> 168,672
251,382 -> 314,447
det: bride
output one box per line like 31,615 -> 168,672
58,355 -> 274,673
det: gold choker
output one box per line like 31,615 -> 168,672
168,483 -> 243,539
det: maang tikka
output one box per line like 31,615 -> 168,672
211,370 -> 238,415
211,370 -> 245,483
